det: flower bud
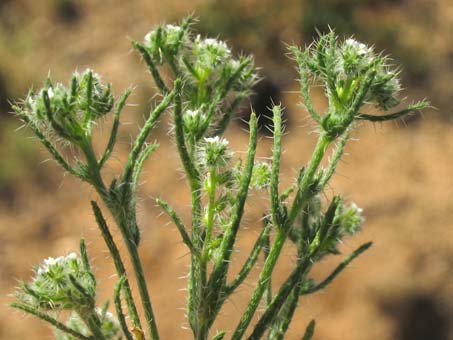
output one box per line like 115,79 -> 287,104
144,24 -> 187,64
76,70 -> 114,119
202,136 -> 230,168
191,36 -> 232,81
183,109 -> 205,136
340,38 -> 374,78
250,162 -> 271,189
19,69 -> 114,145
334,201 -> 364,235
293,32 -> 410,138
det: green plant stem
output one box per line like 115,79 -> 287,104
231,132 -> 331,340
203,113 -> 258,331
83,142 -> 160,340
231,229 -> 287,340
202,168 -> 217,262
172,79 -> 204,335
81,140 -> 108,196
270,105 -> 283,229
225,220 -> 272,295
115,213 -> 160,340
156,198 -> 197,255
14,108 -> 78,177
267,274 -> 305,340
319,130 -> 349,188
78,309 -> 106,340
212,331 -> 225,340
288,133 -> 331,226
133,41 -> 169,94
246,256 -> 311,340
99,88 -> 132,167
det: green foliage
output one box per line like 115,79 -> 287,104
11,16 -> 427,340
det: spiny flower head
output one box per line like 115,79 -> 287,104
137,17 -> 258,137
183,108 -> 206,137
305,33 -> 402,111
16,69 -> 113,145
318,198 -> 364,256
144,24 -> 189,64
75,70 -> 113,118
201,136 -> 231,168
17,252 -> 96,311
190,36 -> 232,80
291,31 -> 428,140
250,161 -> 271,189
333,201 -> 364,236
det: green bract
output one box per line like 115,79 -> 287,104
11,17 -> 428,340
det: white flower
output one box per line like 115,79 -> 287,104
344,38 -> 372,56
65,252 -> 78,260
185,109 -> 202,118
204,136 -> 229,147
350,202 -> 363,214
47,87 -> 54,98
37,253 -> 79,275
199,37 -> 230,54
165,24 -> 182,33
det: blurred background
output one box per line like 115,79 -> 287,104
1,0 -> 452,339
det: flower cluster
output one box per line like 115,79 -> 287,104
293,196 -> 364,258
17,252 -> 96,310
291,32 -> 428,140
137,16 -> 258,139
16,69 -> 113,145
183,108 -> 206,137
201,136 -> 230,168
250,162 -> 271,189
338,38 -> 401,110
144,24 -> 187,64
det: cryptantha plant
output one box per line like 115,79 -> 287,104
11,16 -> 428,340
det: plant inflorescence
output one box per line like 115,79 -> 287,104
11,16 -> 428,340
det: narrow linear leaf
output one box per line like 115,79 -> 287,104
226,218 -> 272,294
356,100 -> 429,122
156,198 -> 197,255
114,277 -> 134,340
301,320 -> 316,340
122,87 -> 175,195
301,242 -> 372,295
212,331 -> 226,340
133,41 -> 169,94
99,88 -> 132,167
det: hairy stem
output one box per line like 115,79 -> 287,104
232,132 -> 331,340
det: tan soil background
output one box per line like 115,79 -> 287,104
0,1 -> 452,339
